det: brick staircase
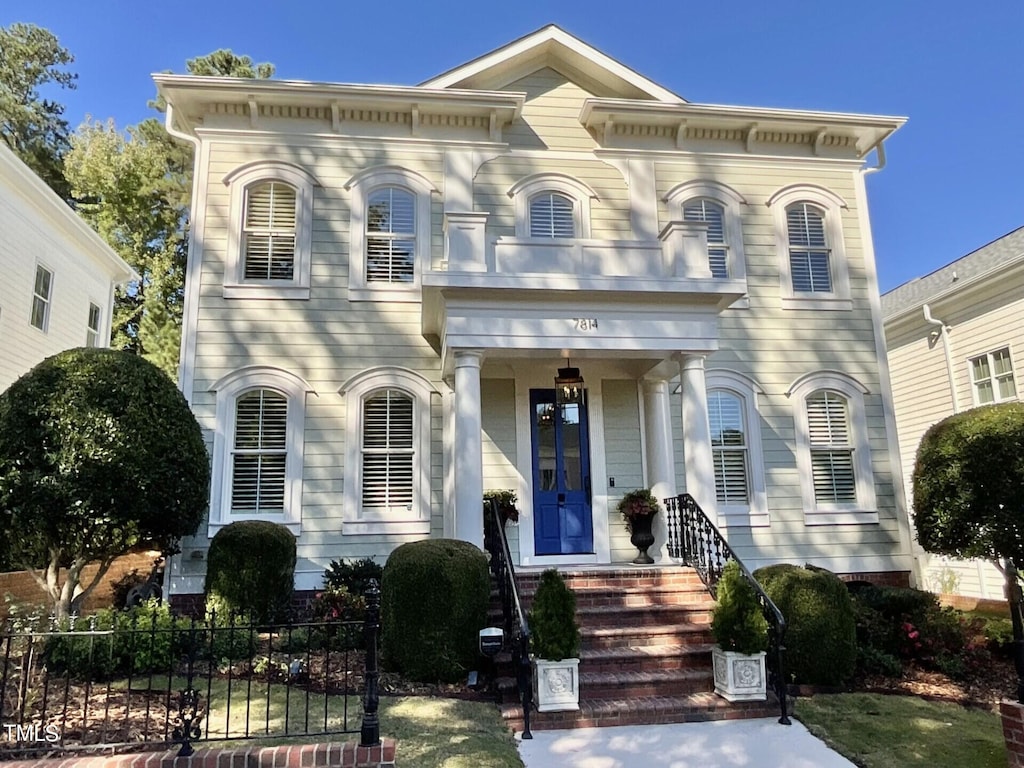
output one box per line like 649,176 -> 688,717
495,567 -> 778,731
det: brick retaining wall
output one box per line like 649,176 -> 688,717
1001,701 -> 1024,767
0,741 -> 396,768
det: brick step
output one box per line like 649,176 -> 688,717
515,567 -> 706,594
582,621 -> 713,650
581,667 -> 712,699
500,693 -> 781,733
580,642 -> 715,674
576,603 -> 712,629
568,584 -> 713,609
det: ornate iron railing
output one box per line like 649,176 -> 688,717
0,583 -> 382,758
483,499 -> 533,739
664,493 -> 791,725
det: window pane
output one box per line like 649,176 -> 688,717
714,448 -> 749,504
232,453 -> 286,512
34,266 -> 52,298
812,449 -> 857,503
235,390 -> 287,449
787,204 -> 827,248
361,390 -> 415,510
998,376 -> 1017,400
807,391 -> 850,446
367,188 -> 415,234
971,355 -> 991,382
976,380 -> 994,404
30,296 -> 47,330
367,237 -> 415,283
530,193 -> 575,238
993,349 -> 1013,376
708,391 -> 745,446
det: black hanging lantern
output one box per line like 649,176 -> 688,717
555,360 -> 584,405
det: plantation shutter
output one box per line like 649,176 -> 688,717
683,199 -> 728,278
231,390 -> 288,513
787,203 -> 831,292
366,187 -> 416,283
806,390 -> 856,503
243,182 -> 297,280
708,391 -> 749,504
529,193 -> 575,238
362,390 -> 414,511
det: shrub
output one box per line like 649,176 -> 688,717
528,569 -> 581,661
204,521 -> 296,624
323,557 -> 383,598
754,563 -> 856,686
381,539 -> 490,682
857,646 -> 903,678
711,561 -> 768,655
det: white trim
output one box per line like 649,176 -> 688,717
706,369 -> 769,527
339,367 -> 437,535
344,166 -> 437,301
664,180 -> 748,283
207,366 -> 316,535
223,161 -> 317,300
786,371 -> 877,525
768,184 -> 851,309
178,138 -> 210,402
507,173 -> 597,239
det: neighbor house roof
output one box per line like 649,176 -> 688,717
881,226 -> 1024,322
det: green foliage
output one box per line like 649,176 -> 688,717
616,488 -> 660,532
528,569 -> 581,661
323,557 -> 383,597
0,23 -> 77,198
204,521 -> 296,624
711,561 -> 768,654
484,490 -> 519,523
856,646 -> 903,678
0,349 -> 209,618
381,539 -> 490,682
754,564 -> 856,686
912,402 -> 1024,564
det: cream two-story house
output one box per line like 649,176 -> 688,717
883,227 -> 1024,600
158,25 -> 915,599
0,143 -> 136,393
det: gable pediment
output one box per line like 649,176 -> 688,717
421,24 -> 684,104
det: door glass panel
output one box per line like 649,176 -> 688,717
535,402 -> 557,491
561,404 -> 582,491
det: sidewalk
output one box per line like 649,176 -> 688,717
517,717 -> 856,768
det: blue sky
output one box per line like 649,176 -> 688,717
5,1 -> 1022,292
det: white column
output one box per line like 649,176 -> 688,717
453,350 -> 485,547
678,354 -> 718,525
642,379 -> 677,562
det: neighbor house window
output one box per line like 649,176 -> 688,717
664,180 -> 748,283
344,166 -> 436,301
529,192 -> 575,238
208,365 -> 315,534
223,161 -> 317,299
768,184 -> 851,310
366,187 -> 416,284
341,367 -> 436,535
31,265 -> 53,331
86,302 -> 101,346
971,347 -> 1017,404
787,371 -> 877,524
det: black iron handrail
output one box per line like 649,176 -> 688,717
483,499 -> 533,739
664,493 -> 791,725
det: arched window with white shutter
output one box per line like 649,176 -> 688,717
208,366 -> 316,535
787,371 -> 877,524
223,161 -> 318,299
664,181 -> 747,282
768,184 -> 851,310
340,367 -> 437,534
508,173 -> 596,239
705,369 -> 768,527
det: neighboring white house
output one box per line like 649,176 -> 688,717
882,226 -> 1024,599
157,25 -> 916,599
0,143 -> 137,393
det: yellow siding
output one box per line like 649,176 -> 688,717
501,68 -> 599,152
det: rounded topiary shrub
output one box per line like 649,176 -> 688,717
204,521 -> 296,624
753,563 -> 856,686
381,539 -> 490,683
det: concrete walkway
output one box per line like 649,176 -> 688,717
517,718 -> 856,768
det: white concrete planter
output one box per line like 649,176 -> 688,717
533,657 -> 580,712
712,646 -> 768,702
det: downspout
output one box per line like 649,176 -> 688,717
863,139 -> 887,175
923,303 -> 958,413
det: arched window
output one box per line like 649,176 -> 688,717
664,180 -> 747,282
529,192 -> 576,238
223,161 -> 318,299
787,371 -> 877,523
366,187 -> 416,283
361,389 -> 415,511
786,202 -> 831,293
231,389 -> 288,513
683,199 -> 728,278
708,389 -> 749,504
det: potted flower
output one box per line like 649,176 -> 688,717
710,560 -> 769,701
528,568 -> 581,712
483,489 -> 519,527
616,488 -> 660,564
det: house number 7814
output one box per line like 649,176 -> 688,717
573,318 -> 599,331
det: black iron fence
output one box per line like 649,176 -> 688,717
1,583 -> 381,758
664,493 -> 791,725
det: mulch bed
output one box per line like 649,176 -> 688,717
854,654 -> 1018,710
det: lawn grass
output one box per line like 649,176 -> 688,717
795,693 -> 1006,768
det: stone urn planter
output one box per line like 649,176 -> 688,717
710,560 -> 769,702
712,647 -> 768,701
533,657 -> 581,712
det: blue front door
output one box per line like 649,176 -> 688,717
530,389 -> 594,555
